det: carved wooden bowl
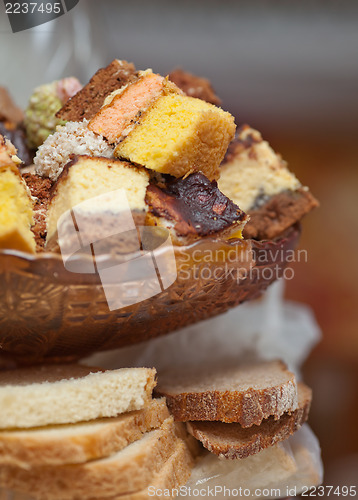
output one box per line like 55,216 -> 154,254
0,226 -> 300,365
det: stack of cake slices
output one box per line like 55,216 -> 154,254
155,360 -> 322,496
0,365 -> 197,499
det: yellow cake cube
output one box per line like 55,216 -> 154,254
0,137 -> 35,253
114,94 -> 236,180
46,156 -> 150,244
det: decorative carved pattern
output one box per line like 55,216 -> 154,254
0,227 -> 299,364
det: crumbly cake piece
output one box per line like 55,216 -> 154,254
155,360 -> 298,426
34,120 -> 114,182
218,125 -> 318,239
243,188 -> 318,240
0,133 -> 20,166
187,383 -> 311,459
0,364 -> 156,429
0,135 -> 35,253
0,398 -> 170,467
56,60 -> 138,122
185,425 -> 322,496
0,418 -> 180,499
145,172 -> 248,244
22,173 -> 51,250
89,70 -> 182,144
0,441 -> 194,500
93,440 -> 195,500
46,155 -> 150,247
24,78 -> 82,148
115,94 -> 235,180
168,68 -> 222,105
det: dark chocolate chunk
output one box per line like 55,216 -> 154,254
146,173 -> 247,237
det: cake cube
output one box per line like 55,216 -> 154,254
115,94 -> 236,181
0,136 -> 35,253
46,156 -> 150,251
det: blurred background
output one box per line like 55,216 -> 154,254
1,0 -> 357,489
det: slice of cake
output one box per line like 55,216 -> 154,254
186,382 -> 311,459
184,425 -> 322,497
34,120 -> 114,182
88,69 -> 182,144
22,173 -> 52,251
0,440 -> 195,500
46,155 -> 150,248
0,398 -> 170,467
24,77 -> 82,148
218,125 -> 319,239
155,360 -> 298,426
168,68 -> 222,105
0,418 -> 180,499
115,93 -> 236,180
0,364 -> 156,429
145,172 -> 248,244
0,135 -> 36,253
56,59 -> 138,122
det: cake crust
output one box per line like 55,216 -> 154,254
219,124 -> 319,239
22,173 -> 51,251
187,382 -> 311,459
56,60 -> 137,122
243,187 -> 319,240
168,68 -> 222,106
0,399 -> 170,467
155,360 -> 298,426
116,94 -> 236,180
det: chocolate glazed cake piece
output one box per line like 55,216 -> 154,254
218,125 -> 319,240
56,60 -> 138,122
145,173 -> 248,244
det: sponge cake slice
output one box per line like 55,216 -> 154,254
0,135 -> 35,253
46,155 -> 150,245
115,94 -> 236,181
0,398 -> 169,467
0,364 -> 156,429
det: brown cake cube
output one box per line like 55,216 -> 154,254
56,60 -> 138,122
168,68 -> 222,106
